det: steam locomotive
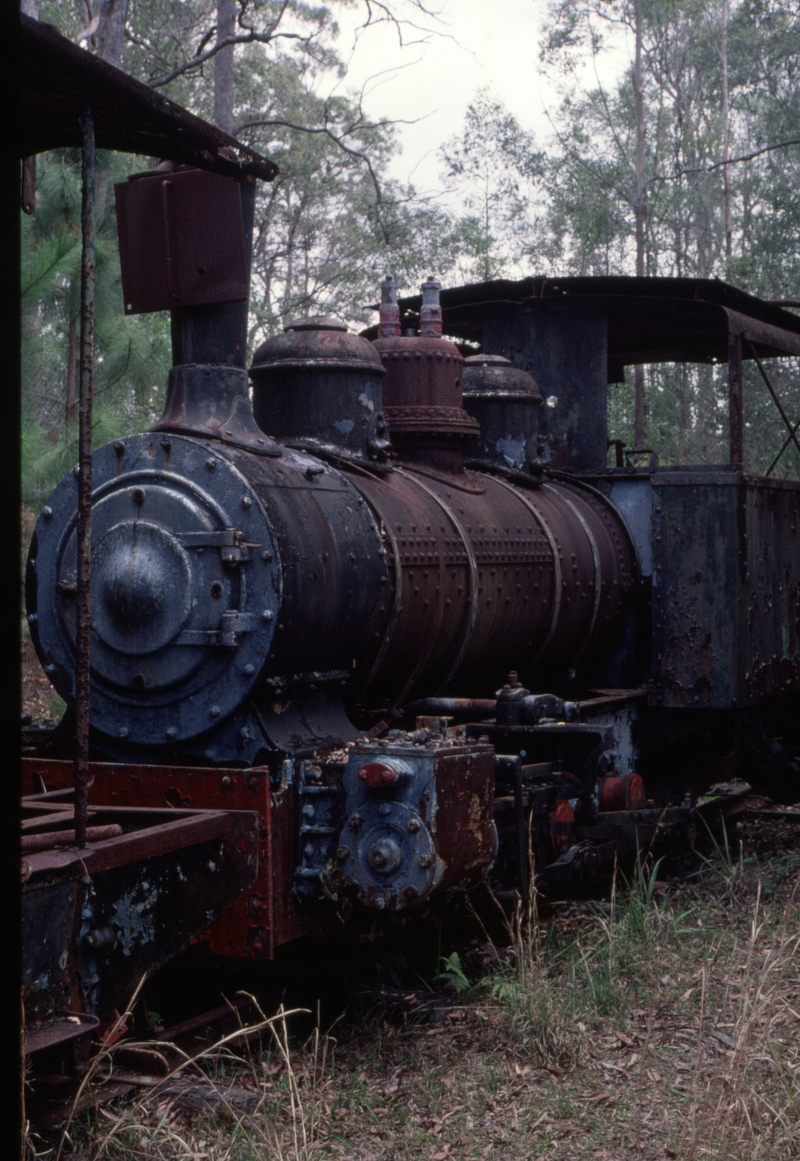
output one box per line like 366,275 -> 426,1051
20,166 -> 798,1026
22,14 -> 800,1063
25,255 -> 800,962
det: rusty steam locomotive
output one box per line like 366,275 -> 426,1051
20,16 -> 800,1040
26,260 -> 800,939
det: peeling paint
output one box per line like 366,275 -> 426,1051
495,434 -> 527,470
109,885 -> 158,956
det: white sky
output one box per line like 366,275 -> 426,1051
329,0 -> 630,202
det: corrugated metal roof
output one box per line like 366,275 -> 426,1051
20,15 -> 277,182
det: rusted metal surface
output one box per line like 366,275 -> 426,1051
728,331 -> 743,467
419,277 -> 444,335
21,824 -> 122,853
403,697 -> 498,717
219,443 -> 389,696
430,746 -> 498,893
722,307 -> 800,359
374,303 -> 479,474
344,464 -> 551,709
74,101 -> 95,849
335,731 -> 496,911
341,454 -> 635,709
22,791 -> 260,1021
650,470 -> 800,709
341,464 -> 471,711
20,15 -> 277,182
549,798 -> 575,855
388,276 -> 800,366
540,803 -> 694,889
250,316 -> 389,464
115,167 -> 250,314
378,276 -> 402,337
22,154 -> 36,214
483,308 -> 609,474
24,1011 -> 100,1056
153,365 -> 280,453
598,772 -> 646,812
27,434 -> 283,751
21,758 -> 315,958
378,278 -> 800,475
462,355 -> 543,471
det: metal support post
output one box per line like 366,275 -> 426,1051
74,103 -> 95,848
746,339 -> 800,466
728,331 -> 743,468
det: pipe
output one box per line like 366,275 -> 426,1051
402,698 -> 497,718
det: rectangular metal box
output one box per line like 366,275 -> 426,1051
610,469 -> 800,709
115,168 -> 249,314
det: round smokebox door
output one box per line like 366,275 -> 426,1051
29,433 -> 280,746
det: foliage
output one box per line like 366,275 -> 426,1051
21,0 -> 800,488
438,89 -> 545,283
21,148 -> 170,502
535,0 -> 800,469
43,827 -> 800,1160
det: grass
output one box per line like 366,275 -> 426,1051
26,815 -> 800,1161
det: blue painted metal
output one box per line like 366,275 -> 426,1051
27,433 -> 281,747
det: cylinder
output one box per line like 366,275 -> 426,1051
341,464 -> 635,710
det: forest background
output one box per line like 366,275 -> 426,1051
20,0 -> 800,497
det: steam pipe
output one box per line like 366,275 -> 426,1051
169,176 -> 256,368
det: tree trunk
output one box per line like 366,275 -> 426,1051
214,0 -> 236,134
95,0 -> 129,221
96,0 -> 127,68
632,0 -> 647,449
720,0 -> 732,260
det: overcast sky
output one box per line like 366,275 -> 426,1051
330,0 -> 629,201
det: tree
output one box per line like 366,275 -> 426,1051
537,0 -> 800,473
21,150 -> 171,503
438,89 -> 544,283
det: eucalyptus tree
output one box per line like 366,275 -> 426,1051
438,89 -> 545,283
537,0 -> 799,471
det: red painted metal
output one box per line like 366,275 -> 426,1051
21,757 -> 311,959
358,762 -> 400,788
116,167 -> 249,314
550,798 -> 575,855
24,1012 -> 100,1055
599,772 -> 647,812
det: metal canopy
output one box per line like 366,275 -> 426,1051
393,276 -> 800,370
20,15 -> 278,182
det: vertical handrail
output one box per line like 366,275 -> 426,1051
728,330 -> 743,467
74,103 -> 95,848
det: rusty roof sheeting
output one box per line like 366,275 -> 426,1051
389,276 -> 800,367
20,15 -> 277,182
